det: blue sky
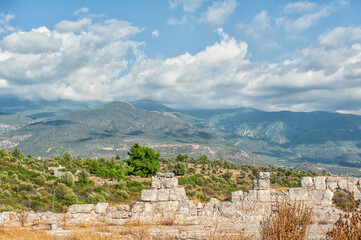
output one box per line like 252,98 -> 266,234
0,0 -> 361,113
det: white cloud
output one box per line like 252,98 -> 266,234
278,6 -> 330,39
284,1 -> 317,14
0,18 -> 144,100
199,0 -> 238,26
152,30 -> 159,38
55,18 -> 92,32
1,16 -> 361,114
74,7 -> 89,15
169,0 -> 205,13
0,13 -> 15,34
238,10 -> 272,41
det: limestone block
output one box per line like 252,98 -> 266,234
112,211 -> 130,219
300,177 -> 313,188
314,177 -> 326,190
338,179 -> 347,190
220,202 -> 236,219
67,204 -> 94,214
106,219 -> 127,225
197,202 -> 203,210
116,205 -> 130,212
170,187 -> 187,201
258,179 -> 270,190
309,190 -> 324,202
327,176 -> 337,182
327,181 -> 338,191
323,189 -> 334,201
258,190 -> 271,202
156,172 -> 175,178
347,182 -> 358,193
163,177 -> 178,189
246,190 -> 258,201
157,189 -> 170,201
94,203 -> 108,214
259,172 -> 270,180
179,201 -> 197,217
288,188 -> 309,201
231,190 -> 243,203
151,176 -> 162,189
107,207 -> 117,212
141,189 -> 157,202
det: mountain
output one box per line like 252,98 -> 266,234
185,108 -> 361,172
0,97 -> 102,120
8,101 -> 248,161
0,113 -> 33,149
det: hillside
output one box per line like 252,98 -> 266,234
9,101 -> 246,161
0,113 -> 33,149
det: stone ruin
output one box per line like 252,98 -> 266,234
2,172 -> 361,239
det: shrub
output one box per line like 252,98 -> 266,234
173,162 -> 187,176
261,200 -> 312,240
34,175 -> 46,186
87,192 -> 106,204
326,195 -> 361,240
60,172 -> 74,187
116,190 -> 130,199
126,143 -> 160,177
78,169 -> 90,184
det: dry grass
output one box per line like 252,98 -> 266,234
326,194 -> 361,240
261,200 -> 312,240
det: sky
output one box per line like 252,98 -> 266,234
0,0 -> 361,114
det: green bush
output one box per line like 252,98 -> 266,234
60,172 -> 74,187
173,162 -> 187,176
116,190 -> 130,199
87,192 -> 106,204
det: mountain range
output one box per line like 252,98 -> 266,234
1,99 -> 361,176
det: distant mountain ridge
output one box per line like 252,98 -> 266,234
2,99 -> 361,176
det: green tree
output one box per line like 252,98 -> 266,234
60,172 -> 74,187
173,162 -> 187,176
78,170 -> 90,184
125,143 -> 160,177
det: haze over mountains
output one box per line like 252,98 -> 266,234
1,99 -> 361,176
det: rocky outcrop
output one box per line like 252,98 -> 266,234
1,172 -> 360,239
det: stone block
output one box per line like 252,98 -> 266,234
259,172 -> 270,180
314,177 -> 326,190
300,177 -> 313,188
156,172 -> 174,178
112,211 -> 130,219
170,187 -> 187,201
151,176 -> 162,189
231,190 -> 243,203
157,189 -> 170,201
288,188 -> 309,201
163,177 -> 178,189
258,190 -> 271,202
116,205 -> 130,212
141,189 -> 157,202
323,189 -> 334,201
327,181 -> 338,191
246,190 -> 258,201
309,190 -> 324,202
94,203 -> 108,214
67,204 -> 94,214
338,179 -> 347,190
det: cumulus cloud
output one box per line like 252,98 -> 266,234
0,18 -> 144,100
199,0 -> 238,26
55,18 -> 92,32
1,15 -> 361,114
167,16 -> 188,25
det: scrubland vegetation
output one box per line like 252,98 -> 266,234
0,145 -> 320,213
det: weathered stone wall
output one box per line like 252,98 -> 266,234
1,172 -> 360,239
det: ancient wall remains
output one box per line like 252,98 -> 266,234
1,172 -> 360,239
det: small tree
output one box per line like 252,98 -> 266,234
78,169 -> 90,184
125,143 -> 160,177
173,162 -> 187,176
60,172 -> 74,187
